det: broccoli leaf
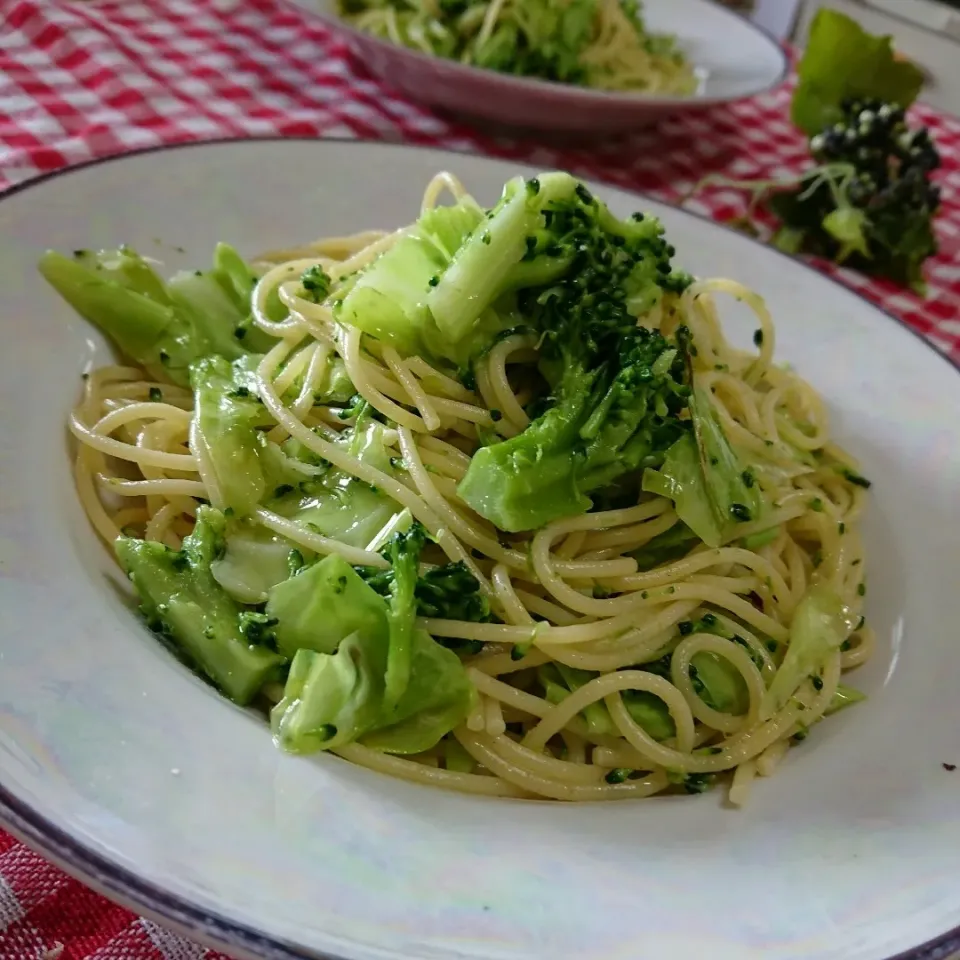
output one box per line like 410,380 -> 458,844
314,355 -> 355,404
825,682 -> 867,716
689,653 -> 749,715
359,630 -> 474,754
266,554 -> 387,660
39,245 -> 270,386
272,419 -> 400,549
620,689 -> 678,742
191,355 -> 331,520
741,525 -> 781,551
792,9 -> 924,136
190,355 -> 274,518
115,507 -> 285,704
268,551 -> 474,755
272,639 -> 385,754
648,616 -> 752,715
687,370 -> 764,531
539,663 -> 615,737
761,585 -> 858,720
210,523 -> 300,604
643,433 -> 723,547
643,354 -> 763,547
864,197 -> 939,293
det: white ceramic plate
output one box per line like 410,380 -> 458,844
1,139 -> 959,960
284,0 -> 788,133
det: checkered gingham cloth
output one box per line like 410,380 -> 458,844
1,1 -> 960,958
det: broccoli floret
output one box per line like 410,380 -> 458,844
769,101 -> 941,290
630,521 -> 698,570
455,186 -> 691,531
39,243 -> 274,386
357,522 -> 491,624
115,507 -> 285,704
300,264 -> 332,303
424,174 -> 586,351
238,611 -> 279,647
338,172 -> 688,376
411,561 -> 490,622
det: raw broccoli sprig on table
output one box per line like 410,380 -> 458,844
685,6 -> 941,293
689,98 -> 942,292
767,98 -> 942,290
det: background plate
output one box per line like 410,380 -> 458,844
284,0 -> 788,133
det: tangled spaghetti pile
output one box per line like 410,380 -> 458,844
44,171 -> 872,806
339,0 -> 697,95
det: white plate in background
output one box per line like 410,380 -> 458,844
284,0 -> 788,133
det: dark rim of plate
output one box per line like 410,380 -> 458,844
0,136 -> 956,960
294,0 -> 791,108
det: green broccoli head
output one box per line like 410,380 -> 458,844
455,188 -> 692,533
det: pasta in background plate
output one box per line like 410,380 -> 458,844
337,0 -> 698,95
41,170 -> 872,806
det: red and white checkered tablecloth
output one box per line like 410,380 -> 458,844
1,1 -> 959,957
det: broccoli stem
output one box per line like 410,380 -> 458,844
116,508 -> 285,704
426,173 -> 578,344
382,526 -> 423,715
456,380 -> 593,532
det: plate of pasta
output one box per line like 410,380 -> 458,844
0,138 -> 958,960
285,0 -> 788,132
